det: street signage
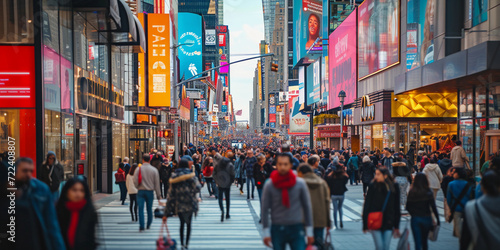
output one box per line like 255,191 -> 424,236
169,107 -> 177,114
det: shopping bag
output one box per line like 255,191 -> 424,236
397,226 -> 410,250
324,230 -> 335,250
428,225 -> 440,241
157,221 -> 176,250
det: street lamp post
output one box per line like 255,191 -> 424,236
338,90 -> 346,150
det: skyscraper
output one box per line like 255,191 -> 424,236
262,0 -> 285,44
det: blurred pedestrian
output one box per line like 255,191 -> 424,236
326,166 -> 349,229
360,156 -> 376,196
126,164 -> 139,221
134,154 -> 162,231
392,155 -> 411,211
213,154 -> 235,222
245,150 -> 257,200
57,177 -> 98,250
163,159 -> 201,249
423,157 -> 443,199
123,157 -> 131,176
446,167 -> 473,238
261,154 -> 314,249
346,153 -> 359,185
202,156 -> 217,198
115,163 -> 127,205
15,157 -> 66,250
39,151 -> 64,202
362,168 -> 401,250
406,173 -> 440,250
451,141 -> 469,168
159,159 -> 172,199
298,163 -> 331,249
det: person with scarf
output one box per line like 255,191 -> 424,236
163,159 -> 201,249
261,153 -> 314,249
57,177 -> 98,250
39,151 -> 65,202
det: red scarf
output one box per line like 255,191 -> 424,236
270,170 -> 297,208
66,200 -> 87,249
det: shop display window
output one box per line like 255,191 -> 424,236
460,120 -> 474,164
383,124 -> 396,150
363,126 -> 371,151
476,87 -> 487,118
489,118 -> 499,130
489,84 -> 500,117
0,109 -> 37,166
476,119 -> 487,174
460,89 -> 474,119
61,113 -> 74,178
0,0 -> 34,44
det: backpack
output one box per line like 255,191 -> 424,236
203,165 -> 214,177
114,171 -> 125,183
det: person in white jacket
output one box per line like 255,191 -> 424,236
423,158 -> 443,199
126,164 -> 139,221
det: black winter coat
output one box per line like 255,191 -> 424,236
57,202 -> 98,250
359,162 -> 376,184
38,162 -> 65,192
362,182 -> 401,231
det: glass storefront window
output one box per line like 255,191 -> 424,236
460,120 -> 474,165
44,109 -> 62,170
372,124 -> 383,151
476,87 -> 487,118
489,117 -> 499,130
476,119 -> 486,175
112,123 -> 129,171
61,113 -> 74,178
383,124 -> 396,151
0,0 -> 34,43
460,89 -> 474,118
363,126 -> 371,151
0,109 -> 36,163
489,83 -> 500,117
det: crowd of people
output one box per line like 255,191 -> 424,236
1,139 -> 500,250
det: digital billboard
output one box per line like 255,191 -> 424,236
472,0 -> 488,27
289,96 -> 310,135
358,0 -> 400,79
205,29 -> 216,45
329,9 -> 357,109
293,0 -> 323,66
148,14 -> 171,107
306,59 -> 320,105
407,0 -> 436,70
138,13 -> 146,106
0,46 -> 35,108
178,13 -> 202,80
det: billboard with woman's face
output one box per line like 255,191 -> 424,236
407,0 -> 436,71
293,0 -> 322,66
358,0 -> 400,79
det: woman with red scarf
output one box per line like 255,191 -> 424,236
56,177 -> 98,250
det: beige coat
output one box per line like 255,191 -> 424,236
423,163 -> 443,189
302,173 -> 331,228
450,146 -> 468,167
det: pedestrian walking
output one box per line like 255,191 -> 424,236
450,141 -> 469,168
123,157 -> 131,176
238,154 -> 247,194
254,154 -> 269,202
359,156 -> 376,196
245,149 -> 257,200
438,154 -> 453,177
392,155 -> 411,211
446,167 -> 473,238
298,163 -> 331,249
406,173 -> 440,250
213,154 -> 235,222
126,164 -> 139,221
115,163 -> 127,205
423,158 -> 443,199
380,148 -> 395,174
14,157 -> 66,250
133,153 -> 162,231
39,151 -> 65,202
57,177 -> 98,250
461,170 -> 500,249
325,166 -> 349,229
163,159 -> 201,250
362,168 -> 401,250
346,153 -> 359,185
202,156 -> 218,198
261,153 -> 314,250
159,160 -> 172,199
308,154 -> 326,178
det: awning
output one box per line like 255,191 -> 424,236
114,0 -> 137,42
132,15 -> 146,53
73,0 -> 121,30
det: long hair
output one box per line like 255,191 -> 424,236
376,167 -> 395,192
408,173 -> 431,201
56,177 -> 93,212
202,157 -> 212,168
129,163 -> 138,176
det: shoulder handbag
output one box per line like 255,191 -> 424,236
428,224 -> 440,241
324,229 -> 335,250
447,182 -> 471,223
367,185 -> 391,230
397,222 -> 410,250
157,220 -> 176,250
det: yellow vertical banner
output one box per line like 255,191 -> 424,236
258,61 -> 262,100
138,13 -> 146,106
147,14 -> 171,107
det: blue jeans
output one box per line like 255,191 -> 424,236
118,182 -> 127,202
271,224 -> 306,250
348,170 -> 355,185
205,178 -> 218,197
411,216 -> 433,250
313,227 -> 324,249
371,230 -> 393,250
137,190 -> 154,230
332,195 -> 344,227
246,177 -> 255,199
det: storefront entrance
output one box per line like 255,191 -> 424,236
486,130 -> 500,156
88,119 -> 102,193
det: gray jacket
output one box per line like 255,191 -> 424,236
213,157 -> 235,188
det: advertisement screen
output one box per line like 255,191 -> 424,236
0,46 -> 35,108
306,59 -> 320,105
358,0 -> 400,79
298,66 -> 305,104
293,0 -> 323,65
472,0 -> 488,26
178,13 -> 202,80
329,10 -> 357,109
205,29 -> 216,45
289,96 -> 310,135
406,0 -> 436,71
138,13 -> 146,106
148,14 -> 171,107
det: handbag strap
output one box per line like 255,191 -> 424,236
381,185 -> 391,212
160,220 -> 171,238
474,201 -> 490,248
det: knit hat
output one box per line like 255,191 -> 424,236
181,155 -> 193,162
362,156 -> 371,163
47,151 -> 56,158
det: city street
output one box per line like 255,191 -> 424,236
96,183 -> 459,250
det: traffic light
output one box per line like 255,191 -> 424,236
271,63 -> 278,72
247,124 -> 249,129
